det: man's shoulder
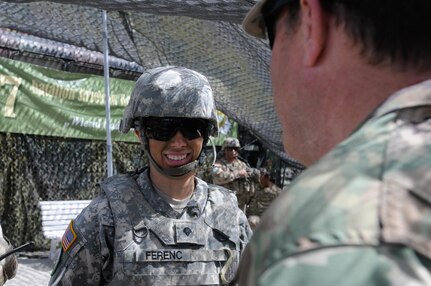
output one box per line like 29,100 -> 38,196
249,119 -> 431,277
263,184 -> 282,195
234,158 -> 249,167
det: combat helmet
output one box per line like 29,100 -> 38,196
222,137 -> 241,150
119,66 -> 218,177
120,66 -> 218,136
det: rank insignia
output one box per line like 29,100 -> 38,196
62,221 -> 77,252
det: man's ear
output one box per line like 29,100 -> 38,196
301,0 -> 327,66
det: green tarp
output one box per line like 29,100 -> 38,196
0,57 -> 237,144
0,57 -> 135,142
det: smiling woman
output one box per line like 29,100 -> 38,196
49,66 -> 253,286
146,128 -> 204,172
120,67 -> 219,179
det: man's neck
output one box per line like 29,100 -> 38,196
308,38 -> 431,164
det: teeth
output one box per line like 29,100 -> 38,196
166,154 -> 187,161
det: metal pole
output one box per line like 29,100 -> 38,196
102,10 -> 113,177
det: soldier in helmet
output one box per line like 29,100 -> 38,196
212,138 -> 260,214
247,169 -> 283,218
49,66 -> 252,285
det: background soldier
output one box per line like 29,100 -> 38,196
212,138 -> 260,213
247,169 -> 283,218
237,0 -> 431,285
0,224 -> 17,286
49,66 -> 252,285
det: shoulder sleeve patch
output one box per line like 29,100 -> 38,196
61,220 -> 78,252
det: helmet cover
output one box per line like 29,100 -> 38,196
120,66 -> 218,136
222,137 -> 241,150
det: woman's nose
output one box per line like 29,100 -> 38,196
169,131 -> 187,146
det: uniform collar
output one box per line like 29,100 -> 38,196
137,170 -> 208,218
374,79 -> 431,118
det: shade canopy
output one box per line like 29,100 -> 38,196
0,0 -> 303,169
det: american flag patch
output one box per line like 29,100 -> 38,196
62,221 -> 77,252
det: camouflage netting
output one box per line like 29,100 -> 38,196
0,132 -> 298,249
0,132 -> 147,248
0,0 -> 304,169
0,0 -> 306,249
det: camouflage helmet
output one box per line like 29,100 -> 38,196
222,137 -> 241,150
119,66 -> 218,136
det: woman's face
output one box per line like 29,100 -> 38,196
148,131 -> 204,170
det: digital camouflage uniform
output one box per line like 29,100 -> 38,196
50,66 -> 252,285
0,224 -> 17,286
237,80 -> 431,285
247,183 -> 282,217
212,157 -> 260,213
49,168 -> 252,285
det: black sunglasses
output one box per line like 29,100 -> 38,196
143,117 -> 209,141
225,147 -> 239,151
264,0 -> 356,49
262,0 -> 295,49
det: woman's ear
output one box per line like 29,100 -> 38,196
301,0 -> 327,66
134,130 -> 142,142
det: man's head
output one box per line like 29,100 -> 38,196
244,0 -> 431,70
243,0 -> 431,166
120,66 -> 218,177
222,137 -> 241,162
247,215 -> 261,231
259,169 -> 272,188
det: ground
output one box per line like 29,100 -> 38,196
5,252 -> 52,286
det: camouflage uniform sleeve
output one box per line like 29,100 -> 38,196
247,167 -> 261,183
49,194 -> 115,286
212,160 -> 247,185
244,245 -> 431,286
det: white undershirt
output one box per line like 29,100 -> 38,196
153,185 -> 193,213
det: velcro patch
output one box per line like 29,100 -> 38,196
61,221 -> 77,252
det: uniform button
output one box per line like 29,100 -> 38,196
183,227 -> 192,236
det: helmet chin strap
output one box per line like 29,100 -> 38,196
146,151 -> 200,178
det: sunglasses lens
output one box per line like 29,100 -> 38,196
226,147 -> 239,151
143,118 -> 207,141
180,119 -> 207,140
144,119 -> 174,141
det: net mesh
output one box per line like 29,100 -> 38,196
0,133 -> 146,248
0,132 -> 299,248
0,0 -> 306,248
0,1 -> 304,168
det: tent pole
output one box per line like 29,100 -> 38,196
102,10 -> 113,177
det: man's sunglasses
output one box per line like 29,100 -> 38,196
143,117 -> 210,141
262,0 -> 296,49
225,147 -> 239,151
263,0 -> 355,49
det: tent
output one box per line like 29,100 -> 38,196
0,0 -> 307,247
0,0 -> 303,169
